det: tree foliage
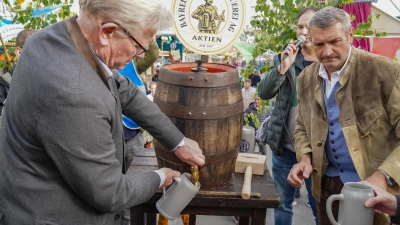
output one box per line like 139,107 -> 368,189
3,0 -> 74,30
0,0 -> 75,71
242,0 -> 386,79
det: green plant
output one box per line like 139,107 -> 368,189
3,0 -> 74,30
244,0 -> 386,79
244,112 -> 258,127
0,36 -> 17,72
352,13 -> 387,41
244,100 -> 269,129
0,0 -> 75,71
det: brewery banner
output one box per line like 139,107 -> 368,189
171,0 -> 246,55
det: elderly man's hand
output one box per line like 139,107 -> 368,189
174,138 -> 205,168
362,181 -> 398,216
159,168 -> 181,189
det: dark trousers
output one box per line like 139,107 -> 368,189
317,176 -> 391,225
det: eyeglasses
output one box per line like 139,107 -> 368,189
117,24 -> 149,55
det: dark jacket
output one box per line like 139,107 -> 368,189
251,74 -> 261,87
244,102 -> 270,131
133,41 -> 159,74
152,74 -> 159,82
392,195 -> 400,223
258,50 -> 304,156
0,68 -> 13,115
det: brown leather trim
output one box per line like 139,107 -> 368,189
159,63 -> 240,88
153,99 -> 243,120
154,146 -> 239,165
64,16 -> 110,91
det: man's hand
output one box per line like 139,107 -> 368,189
279,43 -> 300,75
365,170 -> 388,191
159,168 -> 181,189
287,154 -> 313,188
174,138 -> 205,168
362,181 -> 398,216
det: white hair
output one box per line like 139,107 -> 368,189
79,0 -> 172,35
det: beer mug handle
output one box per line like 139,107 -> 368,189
162,187 -> 166,199
326,194 -> 344,225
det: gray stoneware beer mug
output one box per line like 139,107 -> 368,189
156,172 -> 200,220
241,126 -> 255,153
326,182 -> 374,225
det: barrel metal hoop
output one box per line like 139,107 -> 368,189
154,99 -> 243,120
154,146 -> 240,165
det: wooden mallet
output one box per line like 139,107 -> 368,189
234,153 -> 267,199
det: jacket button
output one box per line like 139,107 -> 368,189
115,214 -> 121,220
317,142 -> 322,147
322,115 -> 327,121
313,168 -> 318,173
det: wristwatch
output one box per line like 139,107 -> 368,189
380,170 -> 397,187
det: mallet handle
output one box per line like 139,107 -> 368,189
241,166 -> 252,199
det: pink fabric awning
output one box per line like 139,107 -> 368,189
371,37 -> 400,59
343,2 -> 372,52
352,0 -> 377,2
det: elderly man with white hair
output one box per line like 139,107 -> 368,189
0,1 -> 205,224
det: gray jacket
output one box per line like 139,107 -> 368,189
0,71 -> 11,115
258,52 -> 304,156
0,17 -> 184,225
0,71 -> 11,128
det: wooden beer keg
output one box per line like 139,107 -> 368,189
153,61 -> 243,189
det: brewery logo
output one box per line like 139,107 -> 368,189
171,0 -> 246,55
240,138 -> 250,153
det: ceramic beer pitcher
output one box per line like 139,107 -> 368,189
326,182 -> 374,225
156,172 -> 200,220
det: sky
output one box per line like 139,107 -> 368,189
372,0 -> 400,18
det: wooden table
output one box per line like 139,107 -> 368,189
128,148 -> 280,225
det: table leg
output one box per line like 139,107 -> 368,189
251,208 -> 266,225
238,217 -> 250,225
131,206 -> 145,225
146,213 -> 157,225
189,214 -> 196,225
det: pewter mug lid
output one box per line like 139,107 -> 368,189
344,182 -> 373,190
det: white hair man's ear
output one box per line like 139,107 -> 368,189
15,47 -> 23,58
